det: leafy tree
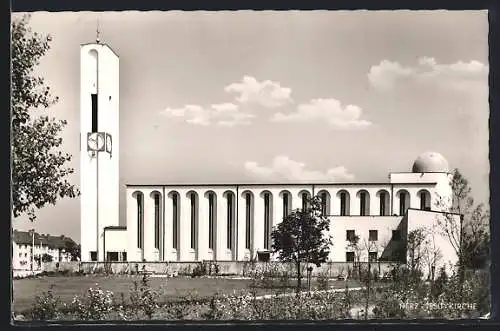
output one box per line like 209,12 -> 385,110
11,15 -> 79,222
64,241 -> 81,261
406,228 -> 427,276
42,253 -> 53,262
431,266 -> 448,299
435,169 -> 490,273
271,195 -> 332,294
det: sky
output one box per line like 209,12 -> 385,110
11,10 -> 489,243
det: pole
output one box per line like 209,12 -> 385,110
31,230 -> 34,274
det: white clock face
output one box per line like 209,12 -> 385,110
88,133 -> 105,151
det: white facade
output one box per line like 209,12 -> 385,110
80,42 -> 120,262
12,237 -> 73,271
77,41 -> 461,276
122,172 -> 458,269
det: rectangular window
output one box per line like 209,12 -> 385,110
90,251 -> 97,261
392,230 -> 401,241
360,192 -> 366,216
264,193 -> 270,250
106,252 -> 119,261
209,193 -> 214,250
369,230 -> 378,241
346,252 -> 355,262
380,192 -> 386,216
91,94 -> 98,132
191,194 -> 196,249
154,195 -> 160,249
173,194 -> 178,249
369,252 -> 378,263
340,193 -> 347,216
245,193 -> 251,249
122,252 -> 127,262
346,230 -> 355,241
227,194 -> 233,250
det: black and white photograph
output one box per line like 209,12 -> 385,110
11,10 -> 491,321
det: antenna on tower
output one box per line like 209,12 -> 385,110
96,19 -> 100,44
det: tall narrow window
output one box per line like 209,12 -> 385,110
420,191 -> 427,210
399,192 -> 407,216
302,192 -> 308,211
172,194 -> 178,249
245,193 -> 252,249
379,192 -> 386,216
340,192 -> 347,216
321,192 -> 328,215
91,94 -> 98,132
137,193 -> 143,249
283,193 -> 289,219
208,193 -> 215,250
264,193 -> 270,250
360,192 -> 367,216
190,193 -> 196,249
154,194 -> 160,250
227,194 -> 233,250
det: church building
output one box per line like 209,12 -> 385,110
79,41 -> 461,275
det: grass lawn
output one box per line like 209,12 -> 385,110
12,275 -> 362,314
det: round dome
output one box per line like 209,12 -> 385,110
412,151 -> 450,173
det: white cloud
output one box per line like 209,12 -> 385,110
368,57 -> 488,92
160,102 -> 254,127
271,98 -> 371,129
244,155 -> 355,182
224,75 -> 293,108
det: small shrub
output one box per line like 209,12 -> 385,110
128,267 -> 159,319
70,284 -> 114,320
191,264 -> 206,278
31,289 -> 61,320
317,271 -> 330,291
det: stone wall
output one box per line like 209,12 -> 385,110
41,260 -> 399,277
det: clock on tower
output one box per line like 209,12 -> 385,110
105,133 -> 112,155
87,132 -> 105,152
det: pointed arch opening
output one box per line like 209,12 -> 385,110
279,190 -> 292,220
260,191 -> 274,250
132,191 -> 144,251
298,190 -> 312,212
241,190 -> 254,250
186,191 -> 199,252
396,189 -> 411,216
223,191 -> 236,258
417,189 -> 431,211
356,190 -> 370,216
150,191 -> 163,258
376,189 -> 390,216
337,190 -> 351,216
204,191 -> 217,252
317,190 -> 331,216
168,191 -> 181,251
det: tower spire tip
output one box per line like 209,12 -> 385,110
96,19 -> 100,44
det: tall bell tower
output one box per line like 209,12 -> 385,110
80,31 -> 120,262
